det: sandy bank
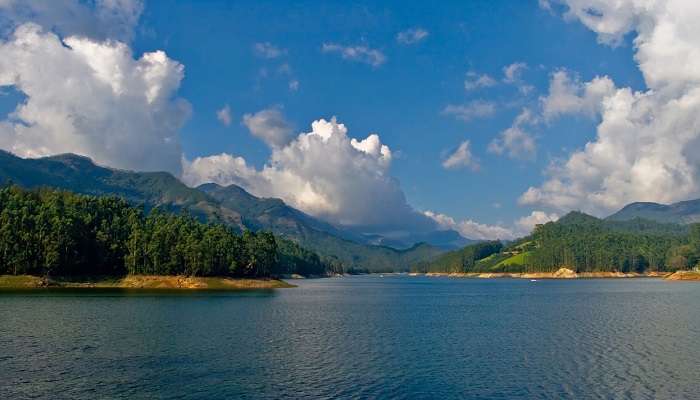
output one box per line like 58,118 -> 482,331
422,268 -> 671,279
0,275 -> 294,289
665,271 -> 700,281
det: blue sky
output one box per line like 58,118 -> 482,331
136,0 -> 641,224
4,0 -> 697,240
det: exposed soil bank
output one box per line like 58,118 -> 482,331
0,275 -> 294,289
422,268 -> 671,279
665,271 -> 700,281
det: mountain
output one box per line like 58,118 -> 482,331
353,228 -> 474,250
416,210 -> 694,274
198,183 -> 445,271
607,199 -> 700,224
0,151 -> 244,228
0,151 -> 444,271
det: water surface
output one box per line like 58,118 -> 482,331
1,276 -> 699,399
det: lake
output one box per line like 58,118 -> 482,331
1,275 -> 699,399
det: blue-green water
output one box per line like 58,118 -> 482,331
1,276 -> 700,399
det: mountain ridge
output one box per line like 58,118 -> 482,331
0,151 -> 445,271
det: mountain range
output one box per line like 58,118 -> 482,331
0,151 -> 450,272
606,200 -> 700,224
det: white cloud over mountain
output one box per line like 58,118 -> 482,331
523,0 -> 700,216
183,117 -> 438,232
0,23 -> 189,174
424,210 -> 558,240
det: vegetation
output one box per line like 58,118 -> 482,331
415,211 -> 700,274
0,186 -> 332,278
0,151 -> 443,272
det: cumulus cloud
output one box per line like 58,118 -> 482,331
0,23 -> 190,174
502,62 -> 534,94
423,211 -> 514,240
503,62 -> 527,83
488,109 -> 537,160
0,0 -> 143,42
242,108 -> 294,148
216,104 -> 232,126
396,28 -> 429,45
253,42 -> 286,59
464,71 -> 497,91
425,210 -> 559,240
442,140 -> 480,171
514,210 -> 559,234
288,79 -> 299,91
541,70 -> 615,120
322,43 -> 386,67
522,0 -> 700,215
183,117 -> 439,232
442,100 -> 496,122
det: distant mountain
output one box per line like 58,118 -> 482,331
0,151 -> 444,271
607,199 -> 700,224
359,229 -> 475,250
563,210 -> 688,235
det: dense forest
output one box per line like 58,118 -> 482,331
416,211 -> 700,274
0,186 -> 334,278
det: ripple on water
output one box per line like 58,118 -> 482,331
1,277 -> 699,399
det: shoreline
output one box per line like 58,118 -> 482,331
0,275 -> 295,290
411,268 -> 676,280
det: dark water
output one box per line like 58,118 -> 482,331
1,276 -> 700,399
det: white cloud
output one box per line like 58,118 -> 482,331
424,211 -> 515,240
514,211 -> 559,235
242,108 -> 294,148
253,42 -> 286,59
0,23 -> 190,174
464,71 -> 497,91
424,210 -> 559,240
488,109 -> 537,160
442,100 -> 496,122
322,43 -> 386,67
541,70 -> 615,120
396,28 -> 429,45
216,104 -> 232,126
522,0 -> 700,215
288,79 -> 299,91
442,140 -> 480,171
183,117 -> 436,232
181,153 -> 260,190
503,62 -> 527,83
0,0 -> 143,42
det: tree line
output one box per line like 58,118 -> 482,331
0,186 -> 333,278
414,211 -> 700,274
524,213 -> 699,273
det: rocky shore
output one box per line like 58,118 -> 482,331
418,268 -> 672,279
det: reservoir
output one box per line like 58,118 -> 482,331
1,275 -> 699,399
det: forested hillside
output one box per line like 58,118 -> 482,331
0,186 -> 332,278
0,151 -> 443,272
416,211 -> 700,274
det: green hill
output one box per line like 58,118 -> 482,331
0,151 -> 443,272
607,199 -> 700,224
418,211 -> 699,274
